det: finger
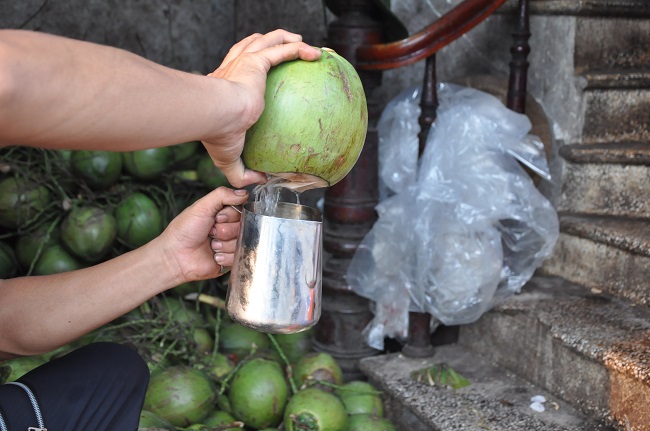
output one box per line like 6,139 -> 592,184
211,237 -> 238,254
191,186 -> 249,221
211,221 -> 241,242
239,29 -> 304,54
216,30 -> 305,73
218,33 -> 263,70
217,156 -> 267,189
254,42 -> 322,70
215,205 -> 243,224
214,252 -> 234,268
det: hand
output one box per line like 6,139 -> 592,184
156,187 -> 248,283
202,29 -> 322,188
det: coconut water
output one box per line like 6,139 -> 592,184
253,176 -> 288,216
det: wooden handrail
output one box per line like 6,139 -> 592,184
356,0 -> 508,70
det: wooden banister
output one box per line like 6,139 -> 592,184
356,0 -> 508,70
316,0 -> 530,374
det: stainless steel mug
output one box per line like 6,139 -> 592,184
227,201 -> 322,334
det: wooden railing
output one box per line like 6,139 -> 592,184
314,0 -> 531,378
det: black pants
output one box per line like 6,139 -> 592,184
0,342 -> 149,431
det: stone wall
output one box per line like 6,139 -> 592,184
1,1 -> 543,118
2,0 -> 564,201
0,0 -> 329,74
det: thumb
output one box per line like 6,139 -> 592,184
217,157 -> 267,189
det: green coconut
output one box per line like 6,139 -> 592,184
204,352 -> 235,382
203,410 -> 242,430
243,48 -> 367,192
347,414 -> 397,431
294,352 -> 344,391
284,387 -> 349,431
218,323 -> 271,362
335,381 -> 384,416
138,410 -> 177,431
144,365 -> 216,427
272,329 -> 314,365
228,357 -> 288,429
60,206 -> 117,263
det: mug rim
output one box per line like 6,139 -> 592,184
244,201 -> 322,222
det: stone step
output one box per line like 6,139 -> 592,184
541,214 -> 650,305
359,343 -> 609,431
458,275 -> 650,430
584,70 -> 650,91
560,142 -> 650,165
522,0 -> 650,17
575,18 -> 650,74
582,86 -> 650,145
557,159 -> 650,217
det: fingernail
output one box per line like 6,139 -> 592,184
234,189 -> 247,196
212,240 -> 223,251
215,253 -> 225,263
217,213 -> 228,223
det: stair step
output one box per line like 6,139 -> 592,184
584,70 -> 650,90
359,344 -> 607,431
522,0 -> 650,17
574,17 -> 650,73
560,214 -> 650,257
541,214 -> 650,304
558,161 -> 650,217
560,142 -> 650,165
582,87 -> 650,144
458,275 -> 650,430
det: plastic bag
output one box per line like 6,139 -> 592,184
347,83 -> 559,350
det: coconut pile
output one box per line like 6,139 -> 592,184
0,47 -> 377,431
1,288 -> 398,431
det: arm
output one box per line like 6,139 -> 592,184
0,29 -> 321,187
0,187 -> 247,360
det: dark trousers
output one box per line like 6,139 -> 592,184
0,342 -> 149,431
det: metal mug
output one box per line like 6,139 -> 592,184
226,201 -> 322,334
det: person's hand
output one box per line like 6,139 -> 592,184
202,29 -> 322,188
155,187 -> 248,284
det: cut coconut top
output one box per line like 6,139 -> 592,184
266,172 -> 329,193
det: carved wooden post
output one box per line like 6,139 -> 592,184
313,0 -> 385,380
507,0 -> 530,113
402,54 -> 438,358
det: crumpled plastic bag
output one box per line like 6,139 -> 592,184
347,83 -> 559,350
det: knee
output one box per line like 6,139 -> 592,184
78,342 -> 149,387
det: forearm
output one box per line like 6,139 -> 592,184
0,29 -> 243,150
0,237 -> 181,359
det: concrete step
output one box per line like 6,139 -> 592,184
582,86 -> 650,145
359,344 -> 610,431
583,71 -> 650,91
560,142 -> 650,165
557,159 -> 650,218
458,275 -> 650,430
557,143 -> 650,218
523,0 -> 650,17
541,214 -> 650,305
575,18 -> 650,74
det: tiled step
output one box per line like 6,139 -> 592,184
359,344 -> 610,431
541,214 -> 650,305
458,275 -> 650,430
